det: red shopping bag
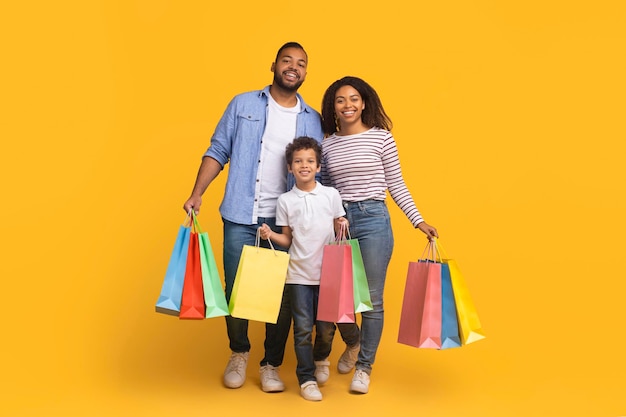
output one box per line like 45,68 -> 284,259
317,236 -> 355,323
398,242 -> 442,348
179,218 -> 205,319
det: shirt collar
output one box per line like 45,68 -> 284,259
292,181 -> 321,198
260,86 -> 310,113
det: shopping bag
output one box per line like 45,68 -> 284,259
439,262 -> 461,349
318,224 -> 356,323
443,259 -> 485,345
198,232 -> 229,318
179,225 -> 206,319
195,214 -> 229,318
348,238 -> 373,313
398,241 -> 442,349
155,214 -> 191,316
436,240 -> 485,345
228,233 -> 289,324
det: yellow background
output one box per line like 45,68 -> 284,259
1,1 -> 625,416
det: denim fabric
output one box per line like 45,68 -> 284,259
205,86 -> 323,225
314,321 -> 360,361
347,200 -> 394,373
287,284 -> 323,385
223,218 -> 291,367
314,200 -> 393,374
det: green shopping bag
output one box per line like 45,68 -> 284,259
348,238 -> 372,313
193,213 -> 229,319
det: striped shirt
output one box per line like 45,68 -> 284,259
321,127 -> 424,228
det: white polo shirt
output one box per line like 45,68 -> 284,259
275,182 -> 345,285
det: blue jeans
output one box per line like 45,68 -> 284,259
223,218 -> 292,367
314,200 -> 393,374
288,284 -> 329,385
314,321 -> 360,360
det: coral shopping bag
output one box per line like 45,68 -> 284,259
318,226 -> 356,323
437,242 -> 486,345
397,241 -> 442,349
228,232 -> 289,324
155,213 -> 192,316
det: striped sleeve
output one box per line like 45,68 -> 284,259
381,131 -> 424,227
322,128 -> 424,227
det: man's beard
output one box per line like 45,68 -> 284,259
273,71 -> 304,92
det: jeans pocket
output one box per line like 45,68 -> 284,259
360,202 -> 387,218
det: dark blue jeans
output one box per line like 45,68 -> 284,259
288,284 -> 329,385
223,218 -> 292,367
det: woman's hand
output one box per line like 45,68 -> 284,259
417,222 -> 439,240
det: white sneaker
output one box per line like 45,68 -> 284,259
337,343 -> 360,374
260,364 -> 285,392
223,352 -> 249,388
300,381 -> 322,401
350,369 -> 370,394
314,358 -> 330,385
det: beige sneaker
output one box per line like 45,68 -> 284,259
349,369 -> 370,394
260,364 -> 285,392
223,352 -> 249,388
300,381 -> 322,401
314,358 -> 330,385
337,343 -> 360,374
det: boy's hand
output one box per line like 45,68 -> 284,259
259,223 -> 272,240
334,217 -> 349,234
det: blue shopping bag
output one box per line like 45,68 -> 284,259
155,215 -> 192,316
440,262 -> 461,349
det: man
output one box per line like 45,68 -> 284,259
183,42 -> 323,392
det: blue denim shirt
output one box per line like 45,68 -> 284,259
204,86 -> 324,225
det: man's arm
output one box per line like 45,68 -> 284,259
183,156 -> 223,214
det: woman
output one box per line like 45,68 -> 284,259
314,76 -> 438,394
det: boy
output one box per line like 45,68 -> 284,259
260,136 -> 346,401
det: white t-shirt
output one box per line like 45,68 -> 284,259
256,94 -> 300,217
275,182 -> 345,285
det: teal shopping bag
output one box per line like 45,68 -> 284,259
440,262 -> 461,349
155,214 -> 192,316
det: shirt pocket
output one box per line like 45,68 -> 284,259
235,114 -> 262,139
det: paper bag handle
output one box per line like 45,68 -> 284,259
255,227 -> 279,254
419,238 -> 442,263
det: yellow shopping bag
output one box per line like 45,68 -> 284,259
228,233 -> 289,324
437,240 -> 486,345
